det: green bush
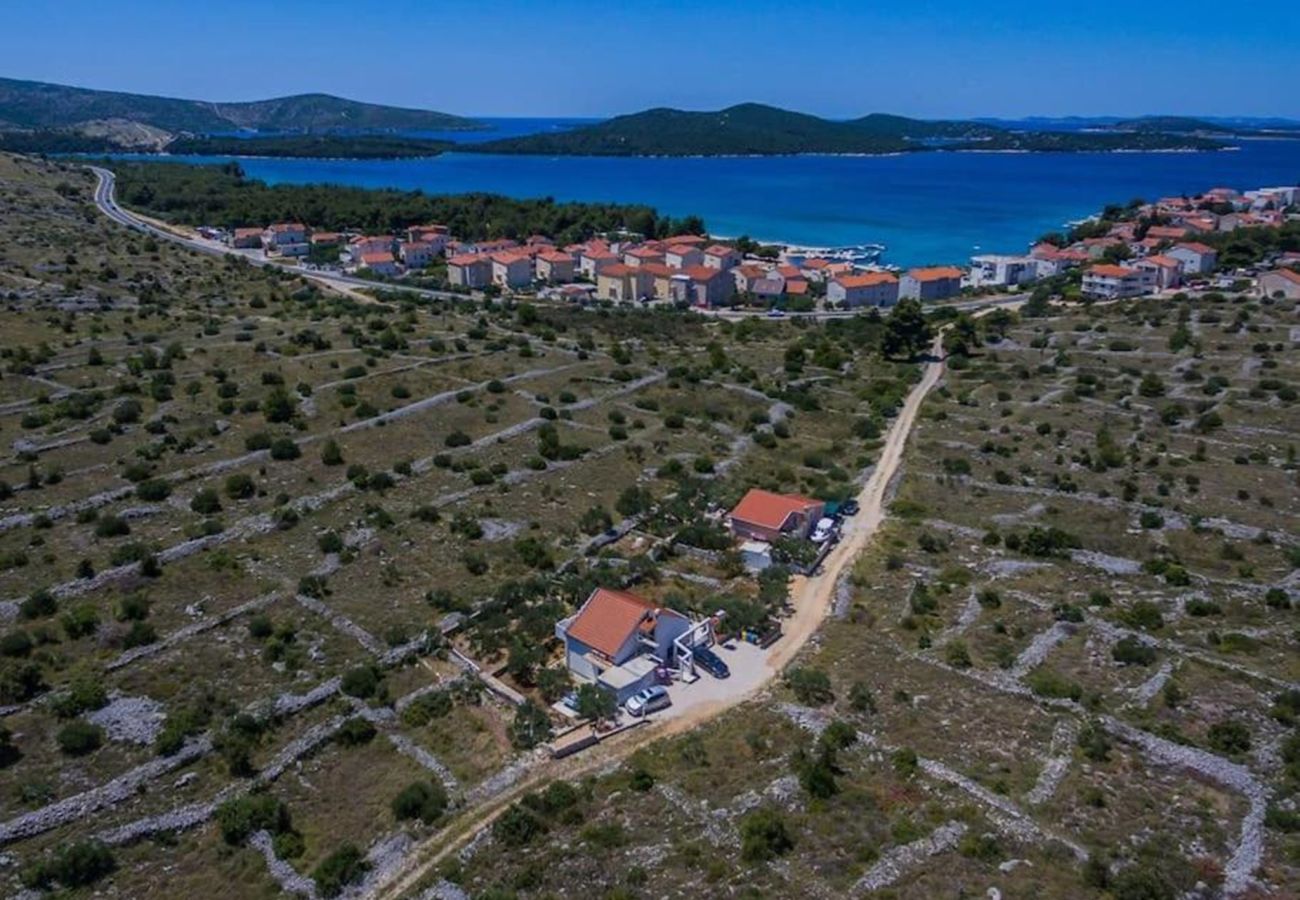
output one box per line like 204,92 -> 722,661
312,844 -> 370,898
56,720 -> 104,756
22,840 -> 115,889
216,793 -> 290,844
784,667 -> 834,706
739,807 -> 794,862
391,780 -> 449,824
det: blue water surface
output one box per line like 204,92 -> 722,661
125,124 -> 1300,266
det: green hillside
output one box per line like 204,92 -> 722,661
470,103 -> 916,156
0,77 -> 481,136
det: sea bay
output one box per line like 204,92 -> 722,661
124,130 -> 1300,266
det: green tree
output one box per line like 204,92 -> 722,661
881,299 -> 933,360
574,683 -> 616,723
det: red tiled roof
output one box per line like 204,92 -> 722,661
448,253 -> 487,266
730,488 -> 821,531
639,262 -> 676,278
1268,268 -> 1300,285
661,234 -> 708,246
565,588 -> 658,658
1175,242 -> 1215,255
1140,255 -> 1181,269
537,251 -> 573,263
360,251 -> 394,265
704,245 -> 736,256
835,272 -> 898,288
683,265 -> 722,282
1086,264 -> 1137,278
786,279 -> 809,294
599,263 -> 636,277
907,266 -> 963,282
800,258 -> 831,270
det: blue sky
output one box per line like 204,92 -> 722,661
4,0 -> 1297,119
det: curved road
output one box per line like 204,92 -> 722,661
90,166 -> 464,304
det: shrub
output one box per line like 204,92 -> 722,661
244,431 -> 272,451
21,841 -> 115,890
1112,636 -> 1157,666
135,478 -> 171,501
216,794 -> 290,844
1026,669 -> 1082,701
19,589 -> 56,620
784,667 -> 834,706
56,720 -> 104,756
739,808 -> 794,862
494,804 -> 547,847
225,473 -> 255,499
335,716 -> 377,747
341,666 -> 380,699
190,487 -> 221,514
1119,600 -> 1164,631
391,780 -> 449,824
94,514 -> 130,538
321,439 -> 344,465
312,844 -> 370,898
1207,720 -> 1251,756
269,437 -> 301,460
510,700 -> 553,750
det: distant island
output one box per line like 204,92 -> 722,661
465,103 -> 1232,157
0,78 -> 1264,159
0,76 -> 483,150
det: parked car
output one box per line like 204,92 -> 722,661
625,685 -> 671,717
811,516 -> 836,543
840,499 -> 860,517
693,647 -> 731,679
766,308 -> 786,318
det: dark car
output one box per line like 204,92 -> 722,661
693,647 -> 731,679
840,500 -> 860,517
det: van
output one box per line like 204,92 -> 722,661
625,685 -> 671,717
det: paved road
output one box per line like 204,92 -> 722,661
89,166 -> 465,304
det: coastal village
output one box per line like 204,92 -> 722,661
216,182 -> 1300,308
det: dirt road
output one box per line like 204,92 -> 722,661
370,333 -> 949,899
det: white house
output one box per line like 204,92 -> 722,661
1168,242 -> 1218,276
968,254 -> 1039,288
1081,264 -> 1155,299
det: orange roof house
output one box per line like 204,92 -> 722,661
728,488 -> 825,543
557,588 -> 694,693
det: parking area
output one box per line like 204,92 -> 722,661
645,638 -> 772,724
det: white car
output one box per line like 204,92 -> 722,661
624,685 -> 671,717
810,516 -> 836,543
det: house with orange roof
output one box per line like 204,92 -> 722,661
623,246 -> 665,268
684,265 -> 735,307
555,587 -> 693,698
1082,264 -> 1154,299
900,266 -> 964,301
664,245 -> 704,269
828,271 -> 899,308
596,263 -> 652,303
785,278 -> 809,296
1134,254 -> 1183,291
727,488 -> 825,543
490,252 -> 533,289
399,240 -> 436,269
660,234 -> 709,248
357,250 -> 399,278
579,247 -> 619,279
1259,267 -> 1300,300
703,245 -> 740,271
1145,225 -> 1189,242
263,223 -> 309,257
731,264 -> 770,293
535,250 -> 576,283
447,253 -> 491,288
799,258 -> 832,281
1168,242 -> 1218,275
229,227 -> 263,249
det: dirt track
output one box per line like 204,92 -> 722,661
370,332 -> 949,899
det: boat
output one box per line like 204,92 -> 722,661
785,243 -> 886,265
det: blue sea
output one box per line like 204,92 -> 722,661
127,120 -> 1300,267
